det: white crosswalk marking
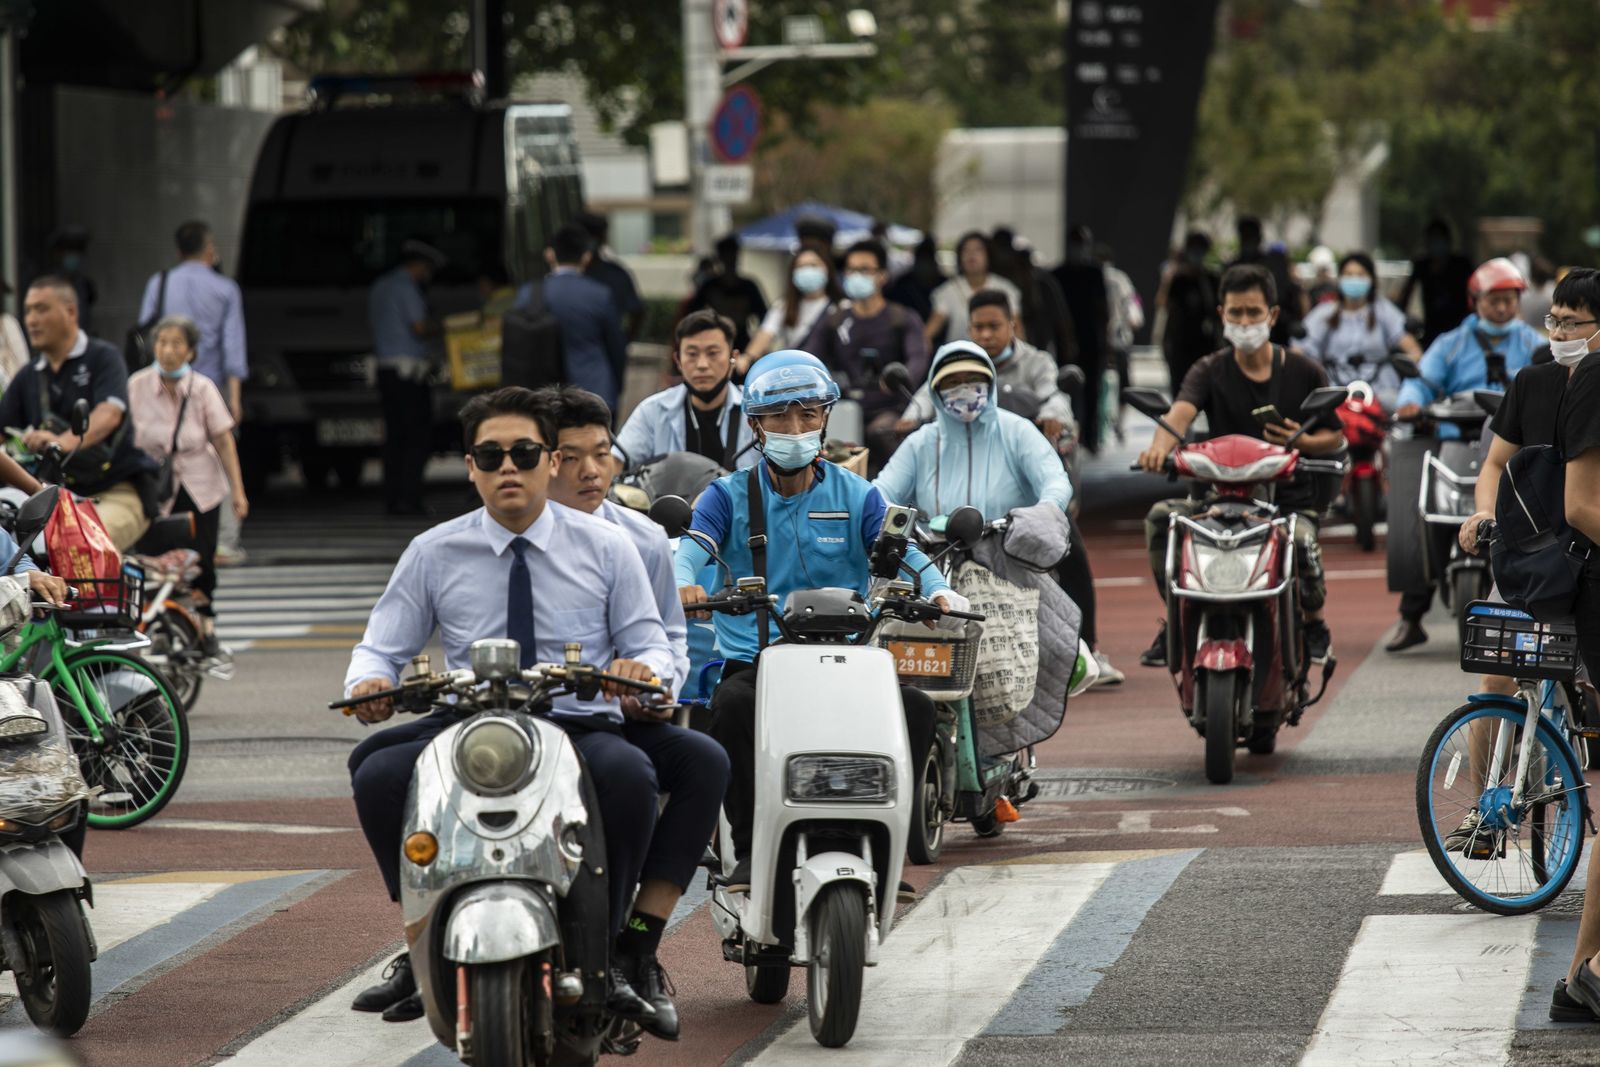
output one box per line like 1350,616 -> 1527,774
0,879 -> 232,998
1302,913 -> 1538,1066
750,862 -> 1115,1064
224,955 -> 438,1067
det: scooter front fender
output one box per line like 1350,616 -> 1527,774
442,882 -> 561,964
794,850 -> 878,966
0,839 -> 85,898
1195,639 -> 1253,673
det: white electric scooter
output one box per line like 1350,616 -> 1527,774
650,496 -> 982,1048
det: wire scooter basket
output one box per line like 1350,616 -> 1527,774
1459,600 -> 1578,681
58,561 -> 145,632
874,618 -> 982,702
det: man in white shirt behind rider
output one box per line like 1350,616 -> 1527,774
613,309 -> 756,471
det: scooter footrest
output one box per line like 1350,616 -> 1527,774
721,938 -> 742,964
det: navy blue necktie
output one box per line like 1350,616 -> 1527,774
507,536 -> 536,668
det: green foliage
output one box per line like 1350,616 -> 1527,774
1192,0 -> 1600,262
272,0 -> 1064,141
754,98 -> 956,230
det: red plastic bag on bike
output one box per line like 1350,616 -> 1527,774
44,493 -> 122,611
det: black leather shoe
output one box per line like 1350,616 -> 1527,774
624,953 -> 679,1041
1568,959 -> 1600,1019
381,991 -> 425,1023
1139,624 -> 1168,668
1385,618 -> 1427,653
1552,979 -> 1599,1023
605,965 -> 656,1023
352,953 -> 415,1013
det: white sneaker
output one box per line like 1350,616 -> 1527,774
1090,651 -> 1125,688
214,545 -> 249,566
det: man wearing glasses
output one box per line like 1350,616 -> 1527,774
339,386 -> 724,1035
1386,257 -> 1545,652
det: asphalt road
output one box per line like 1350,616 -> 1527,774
14,435 -> 1600,1067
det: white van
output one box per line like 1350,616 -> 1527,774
236,73 -> 584,492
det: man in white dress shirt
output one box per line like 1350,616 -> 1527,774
341,386 -> 726,1038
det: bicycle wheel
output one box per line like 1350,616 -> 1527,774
1416,700 -> 1585,914
57,653 -> 190,829
143,611 -> 204,711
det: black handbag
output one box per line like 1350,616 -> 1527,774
124,270 -> 168,373
152,386 -> 190,505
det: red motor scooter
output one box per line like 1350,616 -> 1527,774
1124,385 -> 1349,784
1338,380 -> 1389,553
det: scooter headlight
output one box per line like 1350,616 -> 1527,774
0,714 -> 48,741
455,717 -> 536,795
1191,545 -> 1252,594
786,755 -> 895,804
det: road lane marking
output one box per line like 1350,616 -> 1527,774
147,818 -> 351,836
1301,913 -> 1537,1065
985,849 -> 1201,1035
224,953 -> 439,1067
749,862 -> 1114,1064
1378,848 -> 1591,898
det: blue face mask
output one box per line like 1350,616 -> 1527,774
994,344 -> 1015,363
842,272 -> 876,302
760,430 -> 822,471
793,265 -> 828,295
158,362 -> 192,381
1338,276 -> 1372,301
1478,317 -> 1514,337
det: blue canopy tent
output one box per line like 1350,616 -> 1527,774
735,201 -> 922,252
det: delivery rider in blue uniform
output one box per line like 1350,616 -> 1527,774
674,351 -> 954,890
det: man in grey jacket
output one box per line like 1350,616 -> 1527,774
895,289 -> 1075,437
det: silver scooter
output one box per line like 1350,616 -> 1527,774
330,641 -> 668,1067
0,485 -> 96,1037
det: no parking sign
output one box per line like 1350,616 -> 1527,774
711,85 -> 762,163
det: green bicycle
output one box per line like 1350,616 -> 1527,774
0,600 -> 189,829
0,495 -> 188,830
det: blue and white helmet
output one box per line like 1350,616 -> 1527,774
741,350 -> 841,417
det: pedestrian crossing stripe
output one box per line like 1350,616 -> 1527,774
39,849 -> 1597,1065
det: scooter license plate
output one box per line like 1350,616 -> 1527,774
888,640 -> 952,679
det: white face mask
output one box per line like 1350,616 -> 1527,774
1224,320 -> 1271,352
1550,327 -> 1600,367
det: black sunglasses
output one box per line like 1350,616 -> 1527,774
470,440 -> 548,471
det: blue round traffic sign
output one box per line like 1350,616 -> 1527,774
711,86 -> 762,163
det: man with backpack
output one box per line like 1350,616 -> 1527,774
1473,267 -> 1600,1022
802,239 -> 928,469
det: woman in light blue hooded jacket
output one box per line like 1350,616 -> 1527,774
874,340 -> 1123,685
874,340 -> 1071,519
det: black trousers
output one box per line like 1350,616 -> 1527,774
377,368 -> 432,512
1399,526 -> 1458,622
348,709 -> 729,936
171,488 -> 220,616
1576,569 -> 1600,684
1057,522 -> 1098,649
709,659 -> 936,858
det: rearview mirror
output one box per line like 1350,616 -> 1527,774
1301,386 -> 1350,416
1388,356 -> 1421,380
1057,365 -> 1085,392
1121,387 -> 1172,421
944,505 -> 985,550
69,399 -> 90,437
880,362 -> 913,397
5,485 -> 59,575
1473,389 -> 1504,416
647,495 -> 693,538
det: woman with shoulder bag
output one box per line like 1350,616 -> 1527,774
127,316 -> 248,653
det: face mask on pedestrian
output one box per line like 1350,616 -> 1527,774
1223,320 -> 1271,352
1478,317 -> 1513,337
939,382 -> 990,423
994,344 -> 1015,363
1338,276 -> 1372,301
1551,326 -> 1600,367
158,362 -> 192,381
842,271 -> 876,302
792,265 -> 828,295
760,429 -> 823,470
